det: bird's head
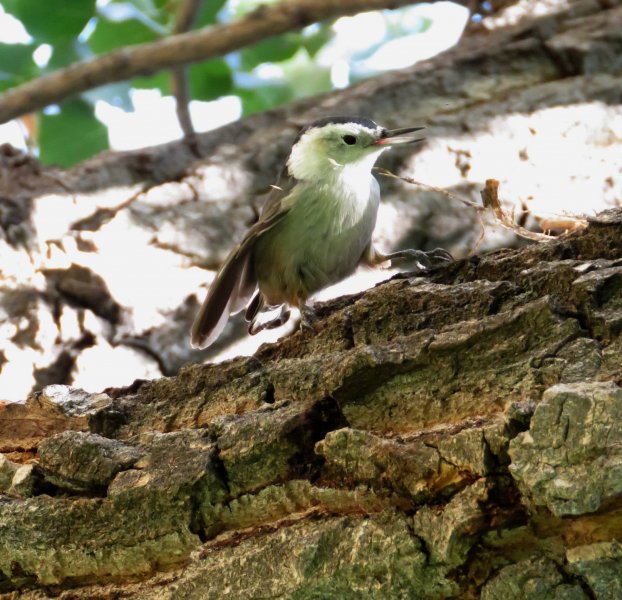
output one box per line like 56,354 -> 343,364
286,116 -> 424,182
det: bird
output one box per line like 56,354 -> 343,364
191,116 -> 452,349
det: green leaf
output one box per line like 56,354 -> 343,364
38,99 -> 108,167
188,59 -> 232,101
240,35 -> 300,70
127,0 -> 159,17
195,0 -> 227,27
0,42 -> 36,91
47,39 -> 82,70
98,1 -> 170,32
89,15 -> 159,54
268,47 -> 331,100
5,0 -> 96,42
83,81 -> 133,111
133,71 -> 171,95
137,0 -> 174,26
0,0 -> 18,13
300,25 -> 332,57
236,84 -> 292,116
236,89 -> 265,116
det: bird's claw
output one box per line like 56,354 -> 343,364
299,305 -> 318,332
387,248 -> 453,272
426,248 -> 454,263
249,306 -> 291,335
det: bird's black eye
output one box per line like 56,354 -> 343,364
342,134 -> 357,145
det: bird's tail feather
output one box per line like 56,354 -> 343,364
191,251 -> 255,349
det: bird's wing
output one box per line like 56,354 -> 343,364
190,170 -> 296,349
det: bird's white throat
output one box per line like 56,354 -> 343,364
286,125 -> 385,184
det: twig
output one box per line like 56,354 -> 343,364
375,169 -> 588,242
174,0 -> 203,32
479,178 -> 556,241
171,0 -> 203,153
171,67 -> 195,138
375,167 -> 485,212
0,0 -> 466,125
469,213 -> 487,256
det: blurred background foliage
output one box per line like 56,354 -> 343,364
0,0 -> 450,166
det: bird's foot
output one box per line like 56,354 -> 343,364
385,248 -> 454,272
299,304 -> 318,332
249,305 -> 291,335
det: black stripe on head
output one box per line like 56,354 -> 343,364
308,116 -> 379,130
294,116 -> 380,143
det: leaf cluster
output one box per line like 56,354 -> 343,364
0,0 -> 332,165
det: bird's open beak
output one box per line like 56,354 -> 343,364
372,126 -> 425,146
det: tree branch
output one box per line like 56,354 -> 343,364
174,0 -> 203,33
0,0 -> 466,125
171,67 -> 196,138
171,0 -> 203,148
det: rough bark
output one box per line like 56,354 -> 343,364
1,208 -> 621,598
1,1 -> 622,595
1,0 -> 621,397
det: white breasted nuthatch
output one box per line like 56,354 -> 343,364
191,116 -> 452,348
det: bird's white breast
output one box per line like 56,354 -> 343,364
253,167 -> 380,305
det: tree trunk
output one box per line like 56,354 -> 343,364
1,207 -> 622,598
1,0 -> 622,597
